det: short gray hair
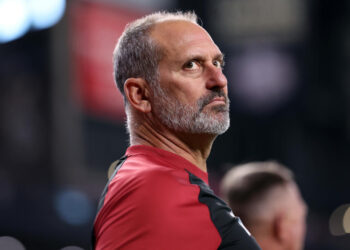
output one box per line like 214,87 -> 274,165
113,11 -> 198,98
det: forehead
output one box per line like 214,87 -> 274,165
150,20 -> 221,60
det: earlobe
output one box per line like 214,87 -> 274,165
124,78 -> 151,113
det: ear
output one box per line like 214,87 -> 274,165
273,212 -> 289,243
124,78 -> 151,113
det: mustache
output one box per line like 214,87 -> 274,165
198,89 -> 229,112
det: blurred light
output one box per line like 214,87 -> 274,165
29,0 -> 66,30
0,236 -> 25,250
0,0 -> 66,43
208,0 -> 306,43
329,204 -> 350,236
0,0 -> 30,43
61,246 -> 85,250
343,206 -> 350,233
54,189 -> 93,226
228,47 -> 297,114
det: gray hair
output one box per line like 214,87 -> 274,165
113,11 -> 198,98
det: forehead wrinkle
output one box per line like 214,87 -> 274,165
164,50 -> 224,66
151,21 -> 218,51
151,20 -> 224,72
170,38 -> 221,56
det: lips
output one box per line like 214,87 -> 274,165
197,89 -> 229,112
209,96 -> 226,104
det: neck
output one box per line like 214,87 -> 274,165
129,115 -> 217,172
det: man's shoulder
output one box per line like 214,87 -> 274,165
98,154 -> 198,224
115,150 -> 183,178
115,154 -> 188,189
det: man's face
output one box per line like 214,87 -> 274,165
150,20 -> 230,135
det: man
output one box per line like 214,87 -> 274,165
92,11 -> 261,250
221,161 -> 308,250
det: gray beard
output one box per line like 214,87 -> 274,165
152,86 -> 230,135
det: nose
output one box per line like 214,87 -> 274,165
205,65 -> 227,90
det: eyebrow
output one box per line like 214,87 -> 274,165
214,53 -> 225,65
214,53 -> 225,61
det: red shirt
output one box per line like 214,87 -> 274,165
93,145 -> 260,250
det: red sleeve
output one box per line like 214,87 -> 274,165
94,167 -> 221,250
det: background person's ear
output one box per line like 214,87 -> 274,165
273,212 -> 289,243
124,78 -> 151,113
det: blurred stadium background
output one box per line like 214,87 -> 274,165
1,0 -> 350,249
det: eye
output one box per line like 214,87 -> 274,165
184,60 -> 200,70
213,59 -> 224,69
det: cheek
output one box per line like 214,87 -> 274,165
299,219 -> 307,243
167,80 -> 203,103
292,218 -> 306,250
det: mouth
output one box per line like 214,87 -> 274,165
198,91 -> 229,112
209,96 -> 226,105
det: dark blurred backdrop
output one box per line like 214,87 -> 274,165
1,0 -> 350,249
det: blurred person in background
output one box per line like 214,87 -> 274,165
221,161 -> 308,250
92,11 -> 261,250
